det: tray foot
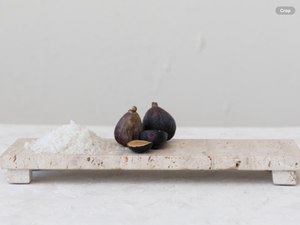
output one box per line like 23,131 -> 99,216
272,170 -> 297,185
7,169 -> 32,184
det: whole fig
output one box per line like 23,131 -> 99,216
114,106 -> 143,146
140,130 -> 168,149
143,102 -> 176,140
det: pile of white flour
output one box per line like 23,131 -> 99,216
24,120 -> 110,154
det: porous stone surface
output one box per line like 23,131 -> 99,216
272,170 -> 297,185
2,125 -> 300,225
1,138 -> 300,172
7,169 -> 32,184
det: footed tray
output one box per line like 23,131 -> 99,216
1,138 -> 300,185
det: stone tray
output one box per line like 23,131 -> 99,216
1,138 -> 300,185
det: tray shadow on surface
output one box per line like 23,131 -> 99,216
29,170 -> 292,185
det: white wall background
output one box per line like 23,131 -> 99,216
0,0 -> 300,126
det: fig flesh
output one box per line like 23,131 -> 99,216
114,106 -> 143,146
143,102 -> 176,140
140,130 -> 168,149
127,140 -> 153,153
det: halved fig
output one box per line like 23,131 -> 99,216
127,140 -> 152,153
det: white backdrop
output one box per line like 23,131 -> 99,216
0,0 -> 300,126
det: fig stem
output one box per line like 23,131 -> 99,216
128,106 -> 137,113
152,102 -> 158,107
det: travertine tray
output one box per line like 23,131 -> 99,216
1,138 -> 300,185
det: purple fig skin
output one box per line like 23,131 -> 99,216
143,102 -> 176,140
114,106 -> 143,147
140,130 -> 168,149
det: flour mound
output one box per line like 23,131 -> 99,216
24,121 -> 109,154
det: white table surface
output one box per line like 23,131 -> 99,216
1,124 -> 300,225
